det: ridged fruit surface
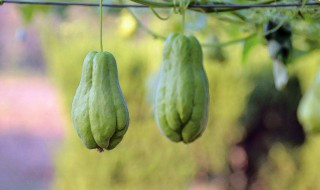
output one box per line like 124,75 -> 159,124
72,51 -> 129,150
154,33 -> 209,143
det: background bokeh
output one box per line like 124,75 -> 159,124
1,2 -> 320,190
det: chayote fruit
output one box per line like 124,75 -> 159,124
298,69 -> 320,133
72,51 -> 129,151
154,33 -> 209,143
71,51 -> 98,149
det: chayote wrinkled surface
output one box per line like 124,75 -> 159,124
154,33 -> 209,143
72,51 -> 129,151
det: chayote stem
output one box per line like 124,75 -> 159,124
179,0 -> 190,34
100,0 -> 103,52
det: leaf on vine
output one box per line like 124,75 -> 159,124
241,34 -> 259,65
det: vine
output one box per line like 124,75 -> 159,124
2,0 -> 320,11
100,0 -> 103,52
128,9 -> 166,39
149,6 -> 172,20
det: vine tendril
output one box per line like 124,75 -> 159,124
149,6 -> 173,20
128,8 -> 166,39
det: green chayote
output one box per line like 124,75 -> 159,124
154,33 -> 209,143
72,51 -> 129,151
298,69 -> 320,133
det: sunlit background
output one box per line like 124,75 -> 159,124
1,2 -> 320,190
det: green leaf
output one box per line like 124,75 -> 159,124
241,34 -> 259,65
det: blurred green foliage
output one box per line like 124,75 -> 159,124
34,7 -> 320,190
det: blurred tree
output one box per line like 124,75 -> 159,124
230,69 -> 306,189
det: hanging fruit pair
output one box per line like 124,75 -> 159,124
264,20 -> 292,90
154,33 -> 209,143
71,0 -> 129,151
72,0 -> 209,149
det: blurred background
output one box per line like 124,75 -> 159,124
1,1 -> 320,190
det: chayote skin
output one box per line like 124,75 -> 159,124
71,51 -> 99,149
71,51 -> 129,151
154,33 -> 209,143
298,69 -> 320,133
